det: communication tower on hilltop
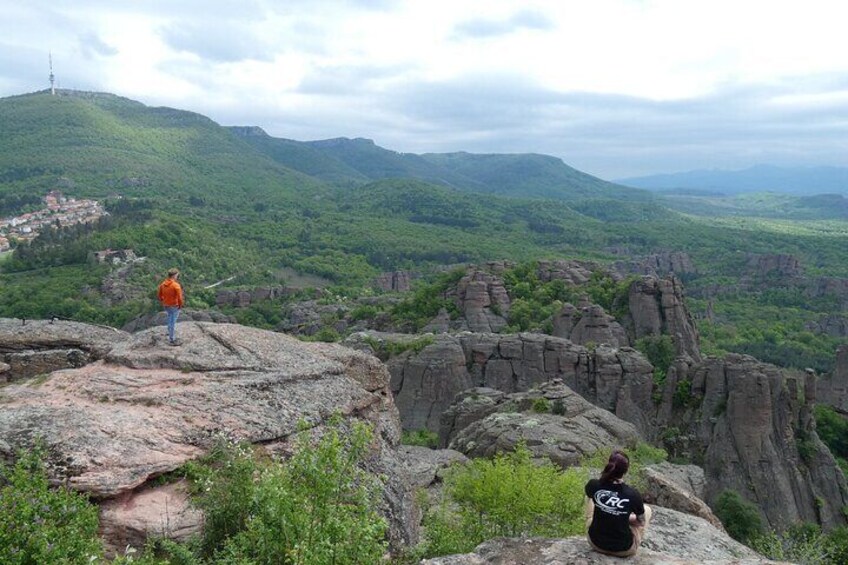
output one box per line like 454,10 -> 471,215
49,52 -> 55,95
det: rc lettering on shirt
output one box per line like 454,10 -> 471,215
595,489 -> 630,515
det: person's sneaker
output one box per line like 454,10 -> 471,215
169,339 -> 183,346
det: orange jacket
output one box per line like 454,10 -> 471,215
158,278 -> 184,308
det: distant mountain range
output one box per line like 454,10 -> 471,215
228,126 -> 645,201
617,165 -> 848,195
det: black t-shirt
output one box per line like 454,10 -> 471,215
585,478 -> 645,553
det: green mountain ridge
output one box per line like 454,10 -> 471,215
230,125 -> 649,202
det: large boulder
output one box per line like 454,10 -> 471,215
641,463 -> 722,530
0,318 -> 129,383
553,303 -> 628,348
443,381 -> 641,466
421,506 -> 785,564
0,321 -> 418,554
98,480 -> 202,554
385,334 -> 473,432
0,318 -> 128,356
396,445 -> 468,489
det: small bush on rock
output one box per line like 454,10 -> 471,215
414,444 -> 588,559
402,429 -> 439,448
750,523 -> 837,565
714,490 -> 764,544
0,444 -> 103,564
187,418 -> 387,565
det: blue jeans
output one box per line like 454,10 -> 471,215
166,307 -> 180,342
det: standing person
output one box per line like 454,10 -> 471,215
158,268 -> 184,345
585,450 -> 652,557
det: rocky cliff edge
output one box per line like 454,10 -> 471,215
0,320 -> 417,553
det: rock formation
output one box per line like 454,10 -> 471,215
360,331 -> 655,436
0,321 -> 418,554
442,381 -> 641,466
536,259 -> 596,284
641,462 -> 722,529
805,314 -> 848,337
626,276 -> 701,362
373,270 -> 415,292
389,334 -> 474,432
396,445 -> 468,489
448,270 -> 511,333
215,285 -> 306,308
421,507 -> 785,564
613,251 -> 697,278
818,344 -> 848,413
373,323 -> 848,532
658,354 -> 848,531
553,303 -> 629,347
808,277 -> 848,306
747,253 -> 802,280
0,318 -> 128,383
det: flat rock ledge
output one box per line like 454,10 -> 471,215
422,506 -> 788,565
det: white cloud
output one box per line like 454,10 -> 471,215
1,0 -> 848,177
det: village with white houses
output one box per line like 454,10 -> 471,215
0,191 -> 107,253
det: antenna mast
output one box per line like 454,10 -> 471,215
49,52 -> 55,95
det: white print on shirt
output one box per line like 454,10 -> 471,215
594,489 -> 631,516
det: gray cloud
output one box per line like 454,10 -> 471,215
78,31 -> 118,58
296,63 -> 415,95
160,20 -> 273,63
239,72 -> 848,179
0,43 -> 49,93
453,10 -> 554,39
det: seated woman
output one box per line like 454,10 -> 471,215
584,450 -> 652,557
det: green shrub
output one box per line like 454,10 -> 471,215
402,429 -> 439,448
815,405 -> 848,461
415,444 -> 587,559
551,399 -> 566,415
714,490 -> 765,544
635,335 -> 676,383
749,523 -> 837,565
302,326 -> 341,343
673,378 -> 693,408
362,335 -> 435,360
531,397 -> 551,413
188,418 -> 387,565
183,441 -> 259,557
0,444 -> 103,564
348,304 -> 382,321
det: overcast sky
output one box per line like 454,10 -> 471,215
1,0 -> 847,179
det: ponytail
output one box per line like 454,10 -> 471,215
599,450 -> 630,484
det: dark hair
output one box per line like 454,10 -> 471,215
599,450 -> 630,483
